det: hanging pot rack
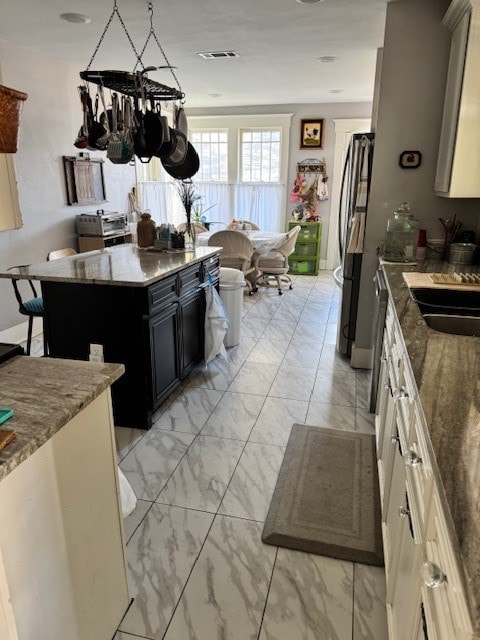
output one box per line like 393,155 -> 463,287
79,1 -> 184,103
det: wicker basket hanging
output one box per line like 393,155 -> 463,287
0,84 -> 28,153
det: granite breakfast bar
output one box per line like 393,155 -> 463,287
1,244 -> 221,429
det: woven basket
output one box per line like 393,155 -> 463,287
0,84 -> 28,153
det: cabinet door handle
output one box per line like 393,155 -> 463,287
397,358 -> 402,369
421,562 -> 447,588
405,450 -> 422,467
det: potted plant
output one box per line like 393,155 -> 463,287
174,179 -> 201,248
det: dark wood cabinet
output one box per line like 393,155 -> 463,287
179,287 -> 204,378
42,253 -> 219,429
148,302 -> 181,410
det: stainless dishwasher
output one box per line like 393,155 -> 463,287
369,267 -> 388,413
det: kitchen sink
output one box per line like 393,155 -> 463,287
423,314 -> 480,337
410,287 -> 480,317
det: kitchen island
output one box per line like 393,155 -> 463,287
1,244 -> 221,429
0,355 -> 128,640
378,260 -> 480,638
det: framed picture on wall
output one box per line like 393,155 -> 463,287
300,119 -> 324,149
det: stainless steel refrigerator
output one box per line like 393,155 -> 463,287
335,132 -> 375,357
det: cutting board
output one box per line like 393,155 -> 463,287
402,272 -> 480,291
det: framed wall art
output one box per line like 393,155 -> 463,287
300,119 -> 324,149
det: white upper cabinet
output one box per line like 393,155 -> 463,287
435,0 -> 480,197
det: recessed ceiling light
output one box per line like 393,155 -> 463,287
296,0 -> 326,4
329,89 -> 343,93
318,56 -> 337,63
60,13 -> 91,24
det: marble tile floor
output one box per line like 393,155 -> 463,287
25,272 -> 388,640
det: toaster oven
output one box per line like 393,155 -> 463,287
76,211 -> 128,237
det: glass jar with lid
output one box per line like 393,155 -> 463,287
383,202 -> 419,262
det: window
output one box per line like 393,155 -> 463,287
190,129 -> 228,182
240,129 -> 281,183
137,115 -> 291,232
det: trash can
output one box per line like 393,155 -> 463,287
219,267 -> 245,347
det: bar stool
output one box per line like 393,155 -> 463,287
7,266 -> 48,356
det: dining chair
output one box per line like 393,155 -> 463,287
7,266 -> 48,356
226,219 -> 260,231
208,230 -> 257,294
254,224 -> 301,294
47,247 -> 77,260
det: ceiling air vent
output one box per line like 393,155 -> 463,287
197,51 -> 240,59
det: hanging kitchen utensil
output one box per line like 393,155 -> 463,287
133,76 -> 154,163
107,93 -> 123,162
74,86 -> 89,149
95,86 -> 111,150
120,96 -> 134,162
88,92 -> 106,149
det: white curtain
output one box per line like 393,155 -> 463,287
234,184 -> 285,231
192,183 -> 232,228
137,182 -> 183,226
137,180 -> 286,232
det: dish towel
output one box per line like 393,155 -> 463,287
347,211 -> 366,253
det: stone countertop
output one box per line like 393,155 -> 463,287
0,356 -> 124,482
381,259 -> 480,630
0,244 -> 221,287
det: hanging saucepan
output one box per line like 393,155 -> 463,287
153,104 -> 173,158
143,99 -> 164,155
154,124 -> 176,158
133,97 -> 162,163
87,93 -> 106,150
161,142 -> 199,180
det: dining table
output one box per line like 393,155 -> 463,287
196,229 -> 287,256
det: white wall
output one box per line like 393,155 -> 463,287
187,102 -> 372,262
355,0 -> 480,353
0,41 -> 136,332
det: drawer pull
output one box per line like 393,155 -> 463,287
405,450 -> 422,467
394,388 -> 409,401
398,505 -> 410,519
421,562 -> 446,588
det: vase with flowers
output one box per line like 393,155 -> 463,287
175,179 -> 201,250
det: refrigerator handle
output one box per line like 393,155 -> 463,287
338,141 -> 351,264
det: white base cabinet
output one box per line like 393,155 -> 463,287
375,300 -> 476,640
0,391 -> 129,640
